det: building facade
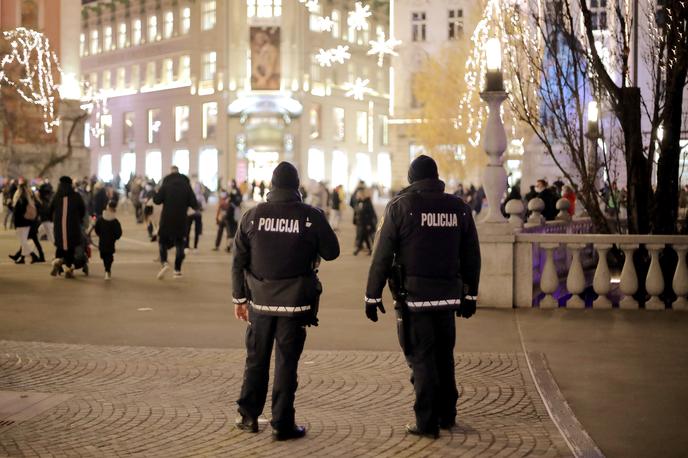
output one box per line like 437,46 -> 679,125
81,0 -> 392,192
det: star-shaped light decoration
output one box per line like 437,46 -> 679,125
367,33 -> 402,67
347,2 -> 371,31
331,45 -> 351,64
344,77 -> 373,100
315,48 -> 334,67
305,0 -> 319,12
316,16 -> 335,32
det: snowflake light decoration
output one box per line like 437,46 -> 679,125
367,34 -> 402,67
316,49 -> 334,67
348,2 -> 372,31
331,45 -> 351,64
0,27 -> 62,133
344,78 -> 373,100
316,16 -> 335,32
305,0 -> 319,12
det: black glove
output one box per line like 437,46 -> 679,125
365,301 -> 386,322
458,297 -> 476,319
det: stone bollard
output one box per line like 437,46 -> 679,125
556,198 -> 572,222
505,199 -> 524,228
524,198 -> 545,228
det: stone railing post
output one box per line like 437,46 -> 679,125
556,198 -> 572,222
525,198 -> 545,228
539,242 -> 560,308
619,244 -> 639,309
673,244 -> 688,310
592,243 -> 613,308
505,199 -> 524,228
565,243 -> 586,308
645,244 -> 666,310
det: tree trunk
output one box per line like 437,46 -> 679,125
618,87 -> 651,234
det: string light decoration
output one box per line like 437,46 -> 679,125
0,27 -> 62,133
305,0 -> 320,12
330,45 -> 351,64
348,2 -> 372,31
367,33 -> 402,67
316,48 -> 334,67
344,77 -> 374,100
315,16 -> 335,32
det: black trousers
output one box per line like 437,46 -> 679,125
355,224 -> 372,251
159,237 -> 185,271
237,311 -> 307,431
402,310 -> 458,432
101,252 -> 113,272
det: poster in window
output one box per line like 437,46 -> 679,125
250,27 -> 280,90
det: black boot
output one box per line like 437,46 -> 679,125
14,255 -> 25,264
30,253 -> 43,264
8,250 -> 20,261
272,425 -> 306,441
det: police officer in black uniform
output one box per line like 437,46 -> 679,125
232,162 -> 340,441
364,155 -> 480,438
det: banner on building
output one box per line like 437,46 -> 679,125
250,27 -> 280,91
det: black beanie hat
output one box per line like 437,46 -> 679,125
408,155 -> 439,183
271,161 -> 300,190
59,176 -> 73,185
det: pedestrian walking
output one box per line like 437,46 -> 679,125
94,200 -> 122,281
353,188 -> 377,255
8,179 -> 41,264
232,162 -> 340,441
329,184 -> 343,231
185,180 -> 205,253
214,180 -> 242,252
363,155 -> 481,439
50,176 -> 86,278
154,166 -> 198,279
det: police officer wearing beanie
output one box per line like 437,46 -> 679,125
364,154 -> 480,438
232,162 -> 340,440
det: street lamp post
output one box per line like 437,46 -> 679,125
480,38 -> 508,224
586,100 -> 601,191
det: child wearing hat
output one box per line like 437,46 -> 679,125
94,200 -> 122,280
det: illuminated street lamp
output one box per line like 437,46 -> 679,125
586,100 -> 600,139
479,37 -> 508,224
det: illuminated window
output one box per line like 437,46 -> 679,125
100,114 -> 112,147
123,112 -> 135,144
145,61 -> 156,86
131,64 -> 140,89
247,0 -> 282,18
448,9 -> 463,39
148,15 -> 158,42
358,21 -> 369,45
202,0 -> 216,30
202,102 -> 218,139
104,25 -> 113,51
199,148 -> 219,191
148,108 -> 161,144
590,0 -> 608,31
201,51 -> 216,82
102,70 -> 111,90
84,121 -> 91,147
309,3 -> 322,31
179,55 -> 191,82
118,22 -> 127,48
162,58 -> 174,83
120,152 -> 136,181
379,115 -> 389,145
181,7 -> 191,34
116,67 -> 126,89
356,111 -> 367,144
90,29 -> 99,54
98,154 -> 113,182
89,73 -> 98,92
331,10 -> 340,38
133,19 -> 142,45
331,150 -> 348,189
175,105 -> 190,142
412,12 -> 426,42
333,107 -> 345,141
347,22 -> 356,43
145,150 -> 162,182
164,11 -> 174,38
309,104 -> 321,139
80,33 -> 85,56
377,153 -> 392,188
308,148 -> 326,182
173,149 -> 190,175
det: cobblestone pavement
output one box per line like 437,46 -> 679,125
0,341 -> 570,457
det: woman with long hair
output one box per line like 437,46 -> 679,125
8,179 -> 40,264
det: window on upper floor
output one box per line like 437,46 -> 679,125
331,10 -> 341,38
309,3 -> 322,32
179,55 -> 191,82
162,58 -> 174,83
448,9 -> 463,39
148,108 -> 161,144
202,102 -> 218,139
589,0 -> 608,31
90,29 -> 99,54
202,0 -> 216,30
412,11 -> 427,42
202,51 -> 216,82
146,61 -> 156,86
131,65 -> 140,89
102,70 -> 111,90
333,107 -> 345,141
118,22 -> 127,48
80,32 -> 85,56
100,114 -> 112,147
181,7 -> 191,34
175,105 -> 190,142
379,115 -> 389,145
116,67 -> 126,89
164,11 -> 174,39
133,18 -> 142,45
356,111 -> 367,144
247,0 -> 282,18
148,15 -> 158,42
104,25 -> 113,51
123,112 -> 135,144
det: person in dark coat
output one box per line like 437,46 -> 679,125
154,166 -> 198,279
50,176 -> 86,278
94,200 -> 122,280
8,180 -> 41,264
353,188 -> 377,256
536,179 -> 558,221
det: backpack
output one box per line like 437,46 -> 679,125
24,197 -> 38,221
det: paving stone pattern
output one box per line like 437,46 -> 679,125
0,341 -> 571,457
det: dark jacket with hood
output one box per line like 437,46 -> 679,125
232,186 -> 340,318
153,172 -> 198,240
50,181 -> 86,250
365,178 -> 481,311
12,188 -> 36,228
94,208 -> 122,254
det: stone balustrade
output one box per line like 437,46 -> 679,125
513,233 -> 688,309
